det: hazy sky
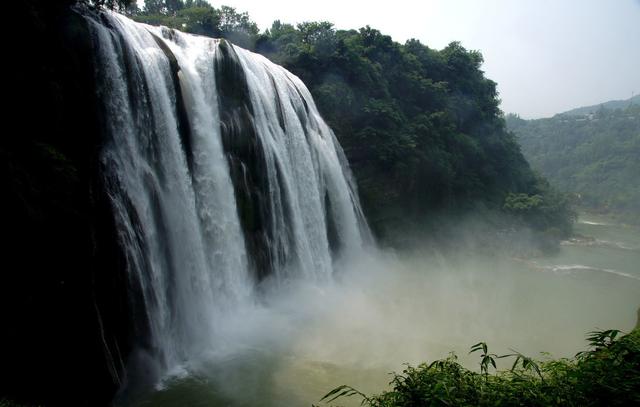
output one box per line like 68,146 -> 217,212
199,0 -> 640,118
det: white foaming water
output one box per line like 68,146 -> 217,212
535,263 -> 640,281
579,220 -> 611,226
84,10 -> 370,384
231,46 -> 369,279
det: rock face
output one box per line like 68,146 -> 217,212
3,3 -> 133,406
3,4 -> 371,406
214,39 -> 274,280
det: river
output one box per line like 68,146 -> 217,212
127,214 -> 640,406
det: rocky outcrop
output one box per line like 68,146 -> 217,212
2,3 -> 133,406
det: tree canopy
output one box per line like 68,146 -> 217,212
128,1 -> 574,239
133,1 -> 258,48
508,104 -> 640,224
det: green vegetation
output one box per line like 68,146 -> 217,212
72,0 -> 135,11
562,94 -> 640,117
132,1 -> 258,49
507,103 -> 640,225
320,329 -> 640,406
129,0 -> 574,242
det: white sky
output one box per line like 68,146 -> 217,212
160,0 -> 640,118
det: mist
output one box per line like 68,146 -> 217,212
128,218 -> 640,407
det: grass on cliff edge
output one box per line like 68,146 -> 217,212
319,328 -> 640,406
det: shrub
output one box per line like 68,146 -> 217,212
320,329 -> 640,406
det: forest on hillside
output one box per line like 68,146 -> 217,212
562,94 -> 640,117
126,0 -> 574,240
507,104 -> 640,224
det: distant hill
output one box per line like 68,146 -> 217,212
507,101 -> 640,224
561,94 -> 640,117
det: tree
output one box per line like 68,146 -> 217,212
130,6 -> 576,238
77,0 -> 134,9
217,5 -> 258,35
296,21 -> 336,57
143,0 -> 165,14
214,5 -> 258,48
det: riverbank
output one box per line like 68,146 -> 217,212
324,328 -> 640,406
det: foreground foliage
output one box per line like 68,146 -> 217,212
321,329 -> 640,406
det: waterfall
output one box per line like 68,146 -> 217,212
83,10 -> 371,382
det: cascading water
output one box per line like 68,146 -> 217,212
83,10 -> 371,385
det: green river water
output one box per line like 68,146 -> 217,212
130,214 -> 640,407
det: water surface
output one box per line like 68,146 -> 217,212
128,215 -> 640,406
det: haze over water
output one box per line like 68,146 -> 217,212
128,214 -> 640,406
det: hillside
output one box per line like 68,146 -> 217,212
507,102 -> 640,223
562,94 -> 640,117
131,1 -> 574,240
